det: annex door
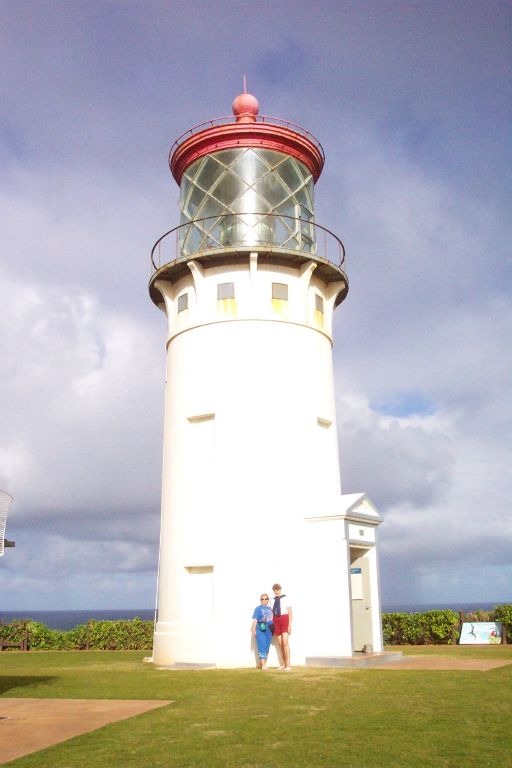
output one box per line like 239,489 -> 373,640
350,547 -> 373,652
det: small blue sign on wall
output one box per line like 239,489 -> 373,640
350,568 -> 361,574
459,622 -> 502,644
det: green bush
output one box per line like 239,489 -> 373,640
0,618 -> 154,651
494,604 -> 512,641
382,613 -> 422,644
383,606 -> 512,645
79,618 -> 154,650
0,619 -> 31,645
423,610 -> 460,644
382,610 -> 459,645
463,609 -> 494,622
2,607 -> 510,650
26,621 -> 70,650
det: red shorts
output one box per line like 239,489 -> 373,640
273,614 -> 289,636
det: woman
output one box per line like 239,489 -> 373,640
251,593 -> 273,669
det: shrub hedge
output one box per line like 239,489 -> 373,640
494,604 -> 512,640
382,610 -> 460,645
382,606 -> 511,645
0,618 -> 153,651
1,607 -> 510,650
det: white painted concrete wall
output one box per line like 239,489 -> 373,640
152,254 -> 363,667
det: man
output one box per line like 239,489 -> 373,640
271,583 -> 292,671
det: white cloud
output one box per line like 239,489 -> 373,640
1,0 -> 510,611
325,132 -> 511,604
338,393 -> 455,508
0,269 -> 163,531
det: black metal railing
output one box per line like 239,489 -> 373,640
151,213 -> 345,274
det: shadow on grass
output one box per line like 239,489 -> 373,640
0,676 -> 56,694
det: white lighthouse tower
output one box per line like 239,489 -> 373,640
149,90 -> 384,668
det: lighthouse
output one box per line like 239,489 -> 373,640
149,90 -> 384,668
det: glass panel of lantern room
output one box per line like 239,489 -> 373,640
230,149 -> 269,183
211,173 -> 249,207
275,158 -> 304,195
194,155 -> 225,192
178,148 -> 315,257
196,196 -> 225,225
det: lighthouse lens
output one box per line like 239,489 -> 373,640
179,148 -> 315,257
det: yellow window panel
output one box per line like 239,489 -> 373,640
272,298 -> 288,316
217,298 -> 237,315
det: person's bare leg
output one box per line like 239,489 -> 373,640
277,634 -> 289,668
281,632 -> 290,668
275,636 -> 284,667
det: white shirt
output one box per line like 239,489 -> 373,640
272,594 -> 291,616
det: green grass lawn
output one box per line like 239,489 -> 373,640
1,647 -> 512,768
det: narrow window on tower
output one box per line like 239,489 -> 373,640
217,282 -> 235,300
272,282 -> 288,316
314,293 -> 324,325
184,566 -> 214,621
217,282 -> 236,315
177,292 -> 188,313
272,282 -> 288,301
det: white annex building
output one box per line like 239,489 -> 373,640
149,91 -> 385,668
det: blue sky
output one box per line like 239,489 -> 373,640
1,0 -> 511,609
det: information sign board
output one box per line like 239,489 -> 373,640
459,622 -> 502,644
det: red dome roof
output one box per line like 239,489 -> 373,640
169,93 -> 325,185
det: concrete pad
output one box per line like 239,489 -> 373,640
371,656 -> 512,671
0,698 -> 172,764
306,651 -> 403,668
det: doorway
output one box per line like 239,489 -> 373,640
350,547 -> 373,652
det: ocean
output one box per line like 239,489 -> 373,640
0,602 -> 505,630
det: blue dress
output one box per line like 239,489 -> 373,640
252,604 -> 273,660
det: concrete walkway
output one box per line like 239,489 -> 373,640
371,656 -> 512,671
0,698 -> 172,764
